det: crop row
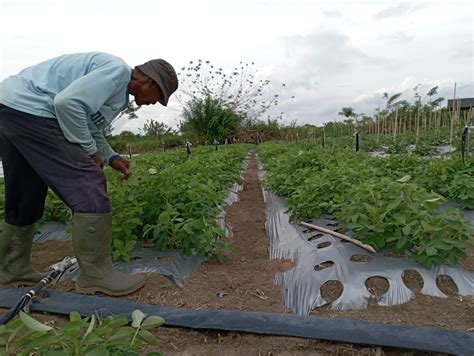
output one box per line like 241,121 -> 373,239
0,145 -> 252,260
258,142 -> 473,268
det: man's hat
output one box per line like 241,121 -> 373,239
136,59 -> 178,106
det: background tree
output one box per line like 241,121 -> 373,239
338,107 -> 357,135
104,101 -> 142,136
181,96 -> 240,144
142,119 -> 174,138
177,59 -> 294,142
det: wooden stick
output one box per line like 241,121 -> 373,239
450,83 -> 457,147
393,104 -> 399,141
299,221 -> 377,253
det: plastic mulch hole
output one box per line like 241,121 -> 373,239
317,241 -> 332,249
402,269 -> 424,293
326,222 -> 339,227
383,252 -> 404,258
436,275 -> 459,297
365,276 -> 389,298
308,233 -> 324,241
350,254 -> 373,263
314,261 -> 335,271
320,280 -> 343,303
155,256 -> 172,264
130,256 -> 142,261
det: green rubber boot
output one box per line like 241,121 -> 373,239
73,213 -> 145,296
0,222 -> 46,286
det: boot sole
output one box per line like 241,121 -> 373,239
75,279 -> 145,297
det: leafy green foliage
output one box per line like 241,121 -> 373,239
337,177 -> 471,267
107,132 -> 187,154
0,145 -> 250,262
259,142 -> 474,268
104,145 -> 250,260
181,95 -> 241,143
0,310 -> 163,355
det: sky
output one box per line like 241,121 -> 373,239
1,0 -> 473,134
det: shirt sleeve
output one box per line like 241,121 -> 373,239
87,122 -> 118,163
53,64 -> 129,156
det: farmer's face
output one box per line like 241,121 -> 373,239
134,79 -> 163,106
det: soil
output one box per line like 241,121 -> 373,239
3,151 -> 473,355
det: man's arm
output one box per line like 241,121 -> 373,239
88,123 -> 119,165
53,64 -> 130,156
89,123 -> 131,179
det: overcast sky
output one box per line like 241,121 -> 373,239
1,0 -> 473,134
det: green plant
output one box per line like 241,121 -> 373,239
0,310 -> 164,355
181,95 -> 241,143
258,142 -> 474,268
337,176 -> 472,267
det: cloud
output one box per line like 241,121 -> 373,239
274,28 -> 389,91
323,10 -> 342,18
378,31 -> 415,44
374,2 -> 426,20
452,40 -> 474,59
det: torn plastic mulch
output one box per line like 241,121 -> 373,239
258,155 -> 474,315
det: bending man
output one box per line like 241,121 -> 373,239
0,52 -> 178,296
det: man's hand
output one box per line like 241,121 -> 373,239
91,153 -> 105,169
110,156 -> 131,180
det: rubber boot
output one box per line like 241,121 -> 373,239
73,212 -> 145,296
0,222 -> 46,286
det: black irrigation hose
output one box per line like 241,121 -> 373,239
0,257 -> 76,325
0,271 -> 61,325
0,288 -> 473,355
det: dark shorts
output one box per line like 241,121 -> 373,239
0,104 -> 111,226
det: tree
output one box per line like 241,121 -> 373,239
338,107 -> 357,119
383,92 -> 403,109
142,119 -> 174,138
181,95 -> 241,144
119,101 -> 141,119
177,59 -> 294,125
104,101 -> 142,136
338,107 -> 357,135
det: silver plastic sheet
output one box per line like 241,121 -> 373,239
115,248 -> 204,288
34,221 -> 72,242
264,190 -> 474,314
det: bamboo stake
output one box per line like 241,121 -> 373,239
449,83 -> 457,147
382,115 -> 385,135
416,98 -> 421,144
376,108 -> 380,141
299,221 -> 377,253
393,104 -> 399,140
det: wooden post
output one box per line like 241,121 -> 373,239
416,98 -> 421,144
450,83 -> 457,147
393,104 -> 399,141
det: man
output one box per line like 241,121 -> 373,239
0,52 -> 178,296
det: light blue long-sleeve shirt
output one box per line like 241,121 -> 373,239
0,52 -> 131,162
